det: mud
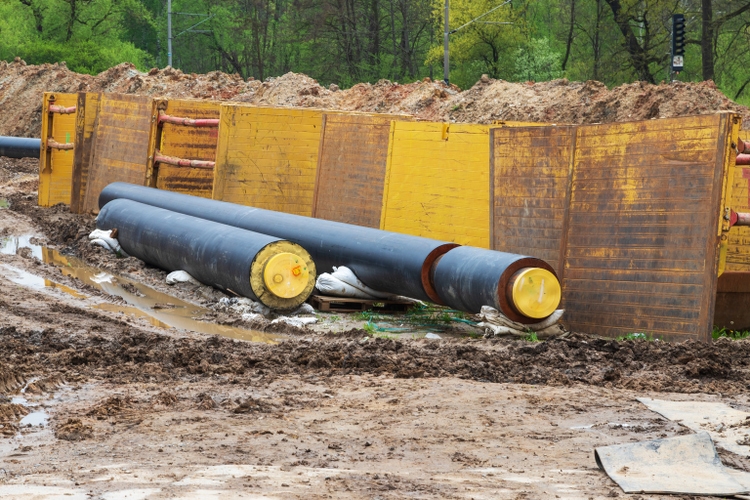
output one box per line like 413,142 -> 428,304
2,156 -> 750,498
1,60 -> 748,139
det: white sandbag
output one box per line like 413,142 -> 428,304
316,273 -> 376,299
331,266 -> 394,299
88,229 -> 129,257
476,306 -> 566,338
271,316 -> 318,328
291,303 -> 316,315
166,270 -> 200,285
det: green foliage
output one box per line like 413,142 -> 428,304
512,38 -> 564,82
524,331 -> 540,342
21,39 -> 153,74
615,332 -> 658,342
712,326 -> 750,340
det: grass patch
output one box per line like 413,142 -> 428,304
712,326 -> 750,340
615,332 -> 659,341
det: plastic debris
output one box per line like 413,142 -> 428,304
271,316 -> 318,328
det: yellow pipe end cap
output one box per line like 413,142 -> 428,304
511,268 -> 561,319
263,252 -> 310,299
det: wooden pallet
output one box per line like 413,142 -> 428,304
309,295 -> 415,313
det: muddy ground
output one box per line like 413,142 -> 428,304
2,157 -> 750,499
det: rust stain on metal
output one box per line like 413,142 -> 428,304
81,94 -> 154,213
313,113 -> 411,227
152,99 -> 220,198
70,92 -> 100,214
154,150 -> 215,169
46,138 -> 74,150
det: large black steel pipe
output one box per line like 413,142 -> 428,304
99,183 -> 457,303
0,136 -> 40,158
432,246 -> 561,321
97,199 -> 316,310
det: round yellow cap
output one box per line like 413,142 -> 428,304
510,268 -> 561,319
263,252 -> 310,299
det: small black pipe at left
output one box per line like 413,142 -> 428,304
0,137 -> 40,159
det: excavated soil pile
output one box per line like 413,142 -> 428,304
1,58 -> 748,137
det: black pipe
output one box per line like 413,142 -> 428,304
97,199 -> 316,310
99,183 -> 457,303
0,136 -> 40,158
432,246 -> 561,321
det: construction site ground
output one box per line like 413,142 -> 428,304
2,64 -> 750,498
3,160 -> 750,500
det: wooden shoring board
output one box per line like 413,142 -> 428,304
312,113 -> 411,228
81,94 -> 154,213
38,92 -> 77,207
151,99 -> 220,198
70,92 -> 100,214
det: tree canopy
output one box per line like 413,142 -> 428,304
1,0 -> 749,104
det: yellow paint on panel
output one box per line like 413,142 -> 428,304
725,116 -> 750,271
381,121 -> 491,248
38,93 -> 77,206
213,105 -> 324,216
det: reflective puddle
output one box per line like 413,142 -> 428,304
0,235 -> 279,343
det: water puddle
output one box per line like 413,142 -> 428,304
0,236 -> 279,343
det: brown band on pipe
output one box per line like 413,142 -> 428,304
422,243 -> 460,305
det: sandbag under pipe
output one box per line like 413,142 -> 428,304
97,199 -> 316,310
98,182 -> 457,304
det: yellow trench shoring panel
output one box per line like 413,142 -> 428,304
313,113 -> 412,228
150,99 -> 220,198
81,94 -> 154,213
212,105 -> 324,215
725,122 -> 750,271
70,92 -> 100,214
381,122 -> 491,248
490,125 -> 576,275
38,93 -> 77,207
563,113 -> 736,342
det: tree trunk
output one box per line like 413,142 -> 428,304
603,0 -> 655,83
701,0 -> 714,81
561,0 -> 575,71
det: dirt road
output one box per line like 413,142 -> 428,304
1,157 -> 750,499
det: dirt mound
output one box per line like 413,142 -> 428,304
2,60 -> 748,138
55,417 -> 93,441
3,322 -> 750,394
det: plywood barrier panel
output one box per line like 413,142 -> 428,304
154,99 -> 220,198
82,94 -> 153,213
70,92 -> 100,214
490,125 -> 575,275
563,114 -> 734,342
38,93 -> 77,207
313,113 -> 410,227
213,105 -> 323,216
381,122 -> 491,248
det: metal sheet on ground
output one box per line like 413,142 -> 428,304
38,93 -> 77,207
638,398 -> 750,457
152,99 -> 220,198
563,114 -> 734,341
381,122 -> 491,248
313,113 -> 409,228
70,92 -> 100,214
490,125 -> 575,275
212,105 -> 323,216
81,94 -> 153,213
595,432 -> 750,495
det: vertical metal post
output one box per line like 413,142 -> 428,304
443,0 -> 449,85
167,0 -> 173,67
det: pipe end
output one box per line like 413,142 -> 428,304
251,241 -> 316,310
510,268 -> 561,320
263,252 -> 311,299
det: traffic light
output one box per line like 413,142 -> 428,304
671,14 -> 685,72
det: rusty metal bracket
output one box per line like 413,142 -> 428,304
48,105 -> 77,114
158,111 -> 219,127
46,138 -> 74,151
154,150 -> 215,169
